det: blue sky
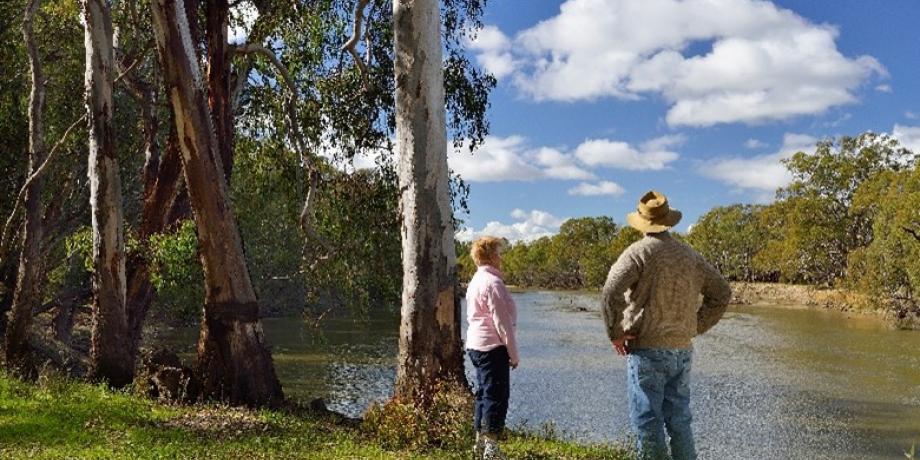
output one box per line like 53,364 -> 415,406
450,0 -> 920,241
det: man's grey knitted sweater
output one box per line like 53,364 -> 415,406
602,232 -> 732,349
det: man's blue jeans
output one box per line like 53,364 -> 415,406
627,348 -> 696,460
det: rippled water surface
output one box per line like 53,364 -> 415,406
158,291 -> 920,460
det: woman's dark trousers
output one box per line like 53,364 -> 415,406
468,346 -> 511,434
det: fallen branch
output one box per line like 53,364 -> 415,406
902,226 -> 920,242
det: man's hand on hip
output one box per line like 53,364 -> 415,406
611,335 -> 636,356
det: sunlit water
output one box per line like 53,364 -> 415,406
156,291 -> 920,460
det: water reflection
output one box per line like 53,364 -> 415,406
155,292 -> 920,460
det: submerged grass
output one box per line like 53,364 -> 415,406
0,373 -> 631,459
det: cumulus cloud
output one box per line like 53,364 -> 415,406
699,133 -> 817,198
574,135 -> 682,170
478,0 -> 885,126
467,25 -> 517,79
451,134 -> 679,182
449,136 -> 545,182
457,209 -> 568,242
893,125 -> 920,154
568,181 -> 626,197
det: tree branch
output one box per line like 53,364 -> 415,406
340,0 -> 370,84
0,59 -> 142,259
229,43 -> 323,237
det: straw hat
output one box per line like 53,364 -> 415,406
626,190 -> 682,234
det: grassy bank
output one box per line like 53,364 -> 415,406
0,374 -> 631,459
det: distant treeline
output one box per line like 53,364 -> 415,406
459,133 -> 920,313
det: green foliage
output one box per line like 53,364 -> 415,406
684,132 -> 920,315
456,240 -> 476,281
474,219 -> 643,291
148,220 -> 204,322
687,205 -> 771,281
301,165 -> 403,315
846,169 -> 920,311
755,133 -> 915,285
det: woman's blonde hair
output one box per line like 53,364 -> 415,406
471,236 -> 505,267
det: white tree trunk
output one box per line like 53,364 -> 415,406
83,0 -> 132,386
393,0 -> 465,397
4,0 -> 46,377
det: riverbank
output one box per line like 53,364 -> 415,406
0,373 -> 631,459
729,282 -> 920,329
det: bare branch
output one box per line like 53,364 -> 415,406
341,0 -> 370,83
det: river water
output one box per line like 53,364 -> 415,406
157,291 -> 920,460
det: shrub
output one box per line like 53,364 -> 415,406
362,384 -> 473,452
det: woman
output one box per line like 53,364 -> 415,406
466,236 -> 519,460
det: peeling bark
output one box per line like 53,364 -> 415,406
83,0 -> 133,387
393,0 -> 466,398
4,0 -> 46,378
151,0 -> 282,407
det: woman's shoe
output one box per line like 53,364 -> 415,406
472,432 -> 485,459
481,434 -> 508,460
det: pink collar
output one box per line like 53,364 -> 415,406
477,265 -> 504,280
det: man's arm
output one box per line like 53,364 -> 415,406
602,250 -> 640,342
697,260 -> 732,335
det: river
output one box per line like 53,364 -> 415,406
156,291 -> 920,460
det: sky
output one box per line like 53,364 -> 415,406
449,0 -> 920,242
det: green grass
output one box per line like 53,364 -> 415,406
0,374 -> 631,459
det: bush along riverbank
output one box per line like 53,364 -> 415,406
729,282 -> 920,330
0,373 -> 632,460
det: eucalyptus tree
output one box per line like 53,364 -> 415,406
4,0 -> 47,377
83,0 -> 133,386
392,0 -> 466,397
151,0 -> 283,406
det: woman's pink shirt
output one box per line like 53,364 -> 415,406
465,265 -> 519,364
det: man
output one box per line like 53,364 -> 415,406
603,190 -> 732,460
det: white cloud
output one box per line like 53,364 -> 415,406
479,0 -> 885,126
699,133 -> 817,198
893,125 -> 920,154
457,209 -> 568,242
467,25 -> 517,79
875,84 -> 893,93
451,134 -> 686,182
744,138 -> 767,149
449,136 -> 544,182
574,135 -> 681,170
568,181 -> 626,197
448,136 -> 596,182
907,111 -> 919,120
